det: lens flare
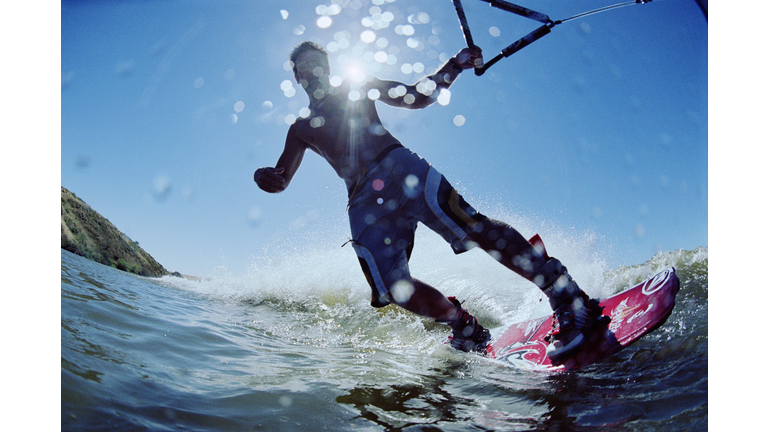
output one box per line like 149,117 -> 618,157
361,30 -> 376,43
343,60 -> 367,82
317,16 -> 332,29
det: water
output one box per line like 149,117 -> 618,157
61,232 -> 707,431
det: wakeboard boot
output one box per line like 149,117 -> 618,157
525,236 -> 598,360
446,296 -> 490,353
538,261 -> 592,360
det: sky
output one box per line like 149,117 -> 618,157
57,0 -> 709,277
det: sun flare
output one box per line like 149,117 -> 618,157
342,59 -> 368,83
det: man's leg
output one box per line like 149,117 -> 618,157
347,149 -> 492,353
464,217 -> 543,278
384,155 -> 592,358
387,278 -> 456,321
465,216 -> 593,359
350,224 -> 491,353
377,277 -> 491,353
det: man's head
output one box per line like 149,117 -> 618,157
290,41 -> 329,83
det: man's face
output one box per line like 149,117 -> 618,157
294,50 -> 329,86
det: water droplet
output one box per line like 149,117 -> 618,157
361,30 -> 376,43
152,175 -> 172,201
248,206 -> 262,227
634,223 -> 645,237
367,88 -> 381,100
317,16 -> 332,29
310,116 -> 325,128
391,280 -> 415,304
437,89 -> 451,106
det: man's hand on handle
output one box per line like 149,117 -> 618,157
452,47 -> 484,70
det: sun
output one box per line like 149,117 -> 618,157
342,59 -> 368,83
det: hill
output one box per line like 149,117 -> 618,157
61,186 -> 168,277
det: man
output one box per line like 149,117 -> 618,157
254,41 -> 593,359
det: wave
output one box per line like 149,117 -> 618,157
160,223 -> 707,347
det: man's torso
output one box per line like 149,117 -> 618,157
291,78 -> 402,189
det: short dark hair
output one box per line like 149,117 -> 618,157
289,41 -> 328,75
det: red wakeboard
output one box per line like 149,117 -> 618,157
485,266 -> 680,372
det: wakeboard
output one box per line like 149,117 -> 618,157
485,266 -> 681,372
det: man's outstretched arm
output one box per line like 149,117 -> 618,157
253,125 -> 307,193
371,47 -> 482,110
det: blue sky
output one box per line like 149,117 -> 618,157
57,0 -> 708,277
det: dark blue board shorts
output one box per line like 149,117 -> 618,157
347,146 -> 483,307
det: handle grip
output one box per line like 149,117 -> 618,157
474,24 -> 552,76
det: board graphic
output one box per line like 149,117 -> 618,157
485,267 -> 680,371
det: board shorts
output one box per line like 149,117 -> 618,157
347,145 -> 484,307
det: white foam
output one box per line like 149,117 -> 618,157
163,207 -> 612,330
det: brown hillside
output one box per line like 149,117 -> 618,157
61,186 -> 168,277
